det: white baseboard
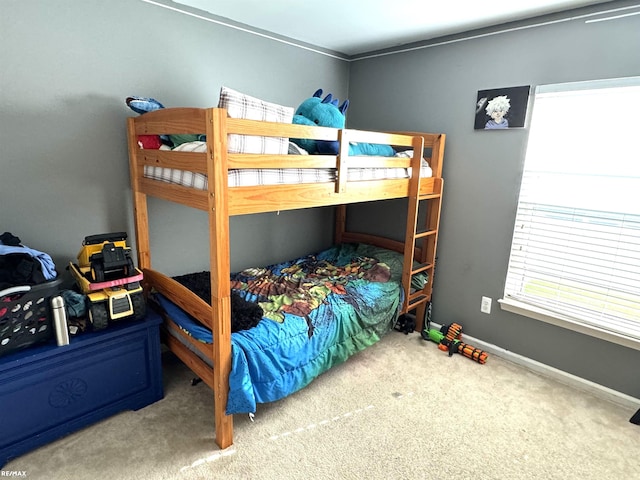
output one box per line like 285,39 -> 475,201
430,323 -> 640,411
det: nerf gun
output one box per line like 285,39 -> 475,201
421,318 -> 488,364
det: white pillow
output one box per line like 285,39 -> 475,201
172,141 -> 206,153
218,86 -> 294,155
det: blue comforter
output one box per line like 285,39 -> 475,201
157,243 -> 418,414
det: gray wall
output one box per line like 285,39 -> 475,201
347,3 -> 640,397
1,0 -> 348,276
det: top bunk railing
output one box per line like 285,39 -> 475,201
128,107 -> 445,215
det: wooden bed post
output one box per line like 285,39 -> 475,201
127,117 -> 151,271
335,204 -> 347,244
335,129 -> 350,194
208,108 -> 234,449
334,128 -> 349,244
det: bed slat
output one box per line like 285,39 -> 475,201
139,178 -> 209,211
164,333 -> 215,389
144,268 -> 214,331
226,117 -> 338,140
342,129 -> 418,148
133,108 -> 207,135
228,178 -> 436,215
227,153 -> 338,169
140,150 -> 208,174
164,316 -> 214,362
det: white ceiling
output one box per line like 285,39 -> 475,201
170,0 -> 615,55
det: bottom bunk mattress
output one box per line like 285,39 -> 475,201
155,243 -> 424,415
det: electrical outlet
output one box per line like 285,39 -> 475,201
481,296 -> 492,314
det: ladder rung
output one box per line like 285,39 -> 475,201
407,294 -> 428,309
415,228 -> 436,239
418,193 -> 441,201
408,291 -> 428,301
411,262 -> 433,275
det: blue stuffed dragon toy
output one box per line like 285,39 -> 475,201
292,89 -> 395,156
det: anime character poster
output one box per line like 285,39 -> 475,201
474,86 -> 530,130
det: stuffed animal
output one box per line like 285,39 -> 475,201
126,96 -> 165,114
125,96 -> 202,148
172,271 -> 263,332
292,89 -> 395,157
126,96 -> 166,149
292,89 -> 346,154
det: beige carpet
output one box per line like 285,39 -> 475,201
5,332 -> 639,480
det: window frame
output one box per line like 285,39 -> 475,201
500,77 -> 640,352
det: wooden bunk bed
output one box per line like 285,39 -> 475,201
126,106 -> 445,450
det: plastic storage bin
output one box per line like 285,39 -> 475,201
0,278 -> 63,357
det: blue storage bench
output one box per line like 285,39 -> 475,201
0,310 -> 164,467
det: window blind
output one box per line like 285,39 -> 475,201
503,77 -> 640,345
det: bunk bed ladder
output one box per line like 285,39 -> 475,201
401,137 -> 443,329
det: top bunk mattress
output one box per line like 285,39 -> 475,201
143,141 -> 432,189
